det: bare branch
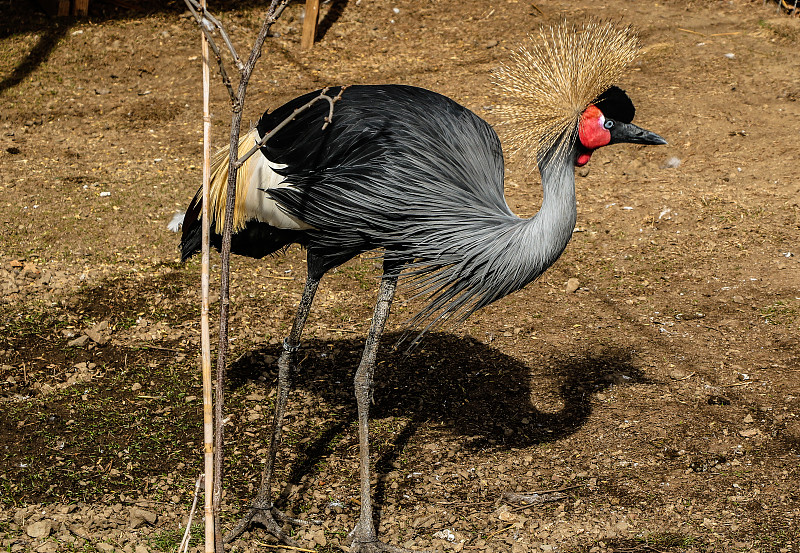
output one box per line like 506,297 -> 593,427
234,86 -> 349,168
213,1 -> 291,549
183,0 -> 245,70
182,0 -> 237,104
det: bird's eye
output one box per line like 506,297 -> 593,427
603,120 -> 615,130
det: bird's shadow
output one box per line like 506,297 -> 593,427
228,331 -> 647,506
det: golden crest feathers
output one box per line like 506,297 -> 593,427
493,20 -> 639,163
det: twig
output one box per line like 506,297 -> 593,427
484,524 -> 516,540
179,474 -> 204,553
254,542 -> 317,553
677,27 -> 705,36
183,0 -> 237,104
212,2 -> 291,549
436,499 -> 494,506
184,0 -> 244,69
122,344 -> 186,353
506,484 -> 583,497
235,86 -> 348,169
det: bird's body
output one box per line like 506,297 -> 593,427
180,84 -> 576,329
175,21 -> 666,552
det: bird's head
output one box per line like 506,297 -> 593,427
576,85 -> 667,167
494,20 -> 667,170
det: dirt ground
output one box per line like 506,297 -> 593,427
1,0 -> 799,551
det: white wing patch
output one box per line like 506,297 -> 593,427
244,155 -> 312,230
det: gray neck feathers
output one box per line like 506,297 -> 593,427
526,149 -> 578,271
404,146 -> 577,331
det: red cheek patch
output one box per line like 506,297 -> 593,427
579,105 -> 611,150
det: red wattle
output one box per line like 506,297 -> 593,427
576,151 -> 593,167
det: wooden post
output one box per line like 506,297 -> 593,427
73,0 -> 89,16
301,0 -> 320,49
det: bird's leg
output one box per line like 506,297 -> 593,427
224,276 -> 320,545
348,274 -> 415,553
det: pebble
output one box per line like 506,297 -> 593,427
782,421 -> 800,443
25,520 -> 52,539
67,335 -> 90,347
565,278 -> 580,293
129,507 -> 157,529
669,368 -> 689,380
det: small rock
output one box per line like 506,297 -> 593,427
26,520 -> 53,539
85,327 -> 108,345
135,546 -> 149,553
312,529 -> 327,547
708,395 -> 731,406
739,428 -> 760,438
782,421 -> 800,443
662,156 -> 681,169
67,335 -> 89,347
743,414 -> 754,424
130,507 -> 157,529
432,529 -> 456,542
14,507 -> 28,526
565,278 -> 580,293
131,383 -> 142,392
669,369 -> 689,380
95,88 -> 111,95
36,542 -> 58,553
577,166 -> 590,178
485,40 -> 498,48
96,544 -> 115,553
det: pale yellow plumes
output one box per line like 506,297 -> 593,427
493,20 -> 639,163
208,128 -> 258,233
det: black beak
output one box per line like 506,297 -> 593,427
609,121 -> 667,146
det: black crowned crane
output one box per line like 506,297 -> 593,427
174,20 -> 665,553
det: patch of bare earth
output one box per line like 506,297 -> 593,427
1,0 -> 799,552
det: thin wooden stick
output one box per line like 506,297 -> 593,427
200,0 -> 215,549
485,524 -> 516,540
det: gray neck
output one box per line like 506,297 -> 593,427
524,150 -> 578,272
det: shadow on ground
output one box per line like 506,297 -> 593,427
1,0 -> 345,94
227,331 -> 649,506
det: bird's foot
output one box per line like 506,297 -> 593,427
224,502 -> 319,545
